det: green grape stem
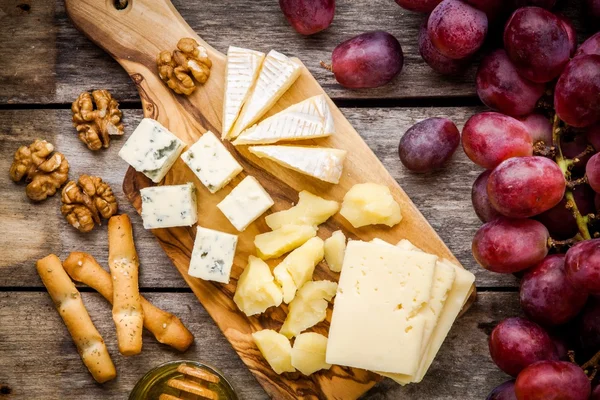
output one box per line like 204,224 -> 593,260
552,114 -> 592,240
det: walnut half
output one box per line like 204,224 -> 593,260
61,175 -> 118,233
72,90 -> 124,151
157,38 -> 212,95
9,139 -> 70,202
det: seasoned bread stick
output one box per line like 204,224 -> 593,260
108,214 -> 143,356
36,254 -> 116,383
64,252 -> 194,352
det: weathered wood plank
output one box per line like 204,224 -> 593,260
0,0 -> 590,104
0,107 -> 520,288
0,291 -> 519,399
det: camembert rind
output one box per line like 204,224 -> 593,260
181,131 -> 243,193
222,47 -> 266,138
119,118 -> 186,183
188,226 -> 238,284
233,94 -> 335,145
140,183 -> 198,230
228,50 -> 303,139
249,145 -> 347,184
217,176 -> 274,232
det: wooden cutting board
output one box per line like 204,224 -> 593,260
65,0 -> 476,398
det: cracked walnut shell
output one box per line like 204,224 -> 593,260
9,139 -> 70,201
157,38 -> 212,95
61,175 -> 118,233
72,90 -> 124,151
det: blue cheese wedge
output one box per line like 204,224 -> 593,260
118,118 -> 186,183
181,131 -> 243,193
217,176 -> 274,231
222,46 -> 266,138
249,145 -> 347,184
140,183 -> 198,229
188,226 -> 238,284
233,94 -> 335,145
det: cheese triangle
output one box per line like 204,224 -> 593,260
227,50 -> 303,140
232,94 -> 335,145
249,145 -> 346,184
222,46 -> 265,138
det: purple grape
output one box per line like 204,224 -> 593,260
586,0 -> 600,26
428,0 -> 488,60
561,134 -> 594,176
515,361 -> 591,400
565,238 -> 600,294
578,297 -> 600,356
512,0 -> 557,8
489,317 -> 558,377
556,14 -> 577,57
473,218 -> 549,273
331,31 -> 404,89
398,118 -> 460,172
587,124 -> 600,151
555,55 -> 600,128
520,255 -> 588,326
576,32 -> 600,58
279,0 -> 335,35
504,7 -> 571,83
418,20 -> 471,75
551,336 -> 569,360
486,380 -> 517,400
592,385 -> 600,400
476,49 -> 545,117
394,0 -> 442,12
464,0 -> 506,21
589,153 -> 600,193
472,170 -> 501,223
518,114 -> 552,145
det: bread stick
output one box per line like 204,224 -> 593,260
36,254 -> 116,383
64,252 -> 194,351
108,214 -> 143,356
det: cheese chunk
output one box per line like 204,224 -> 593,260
217,176 -> 274,231
188,226 -> 238,284
274,237 -> 324,303
397,239 -> 423,252
324,230 -> 346,273
291,333 -> 331,376
181,131 -> 243,193
140,183 -> 198,229
254,224 -> 317,260
228,50 -> 303,139
265,191 -> 339,230
222,46 -> 265,138
234,256 -> 283,316
233,94 -> 334,145
326,241 -> 437,375
280,280 -> 337,338
249,145 -> 347,184
340,183 -> 402,228
119,118 -> 186,183
252,329 -> 295,374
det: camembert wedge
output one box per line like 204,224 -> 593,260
249,145 -> 347,184
233,94 -> 335,145
222,46 -> 265,138
227,50 -> 302,139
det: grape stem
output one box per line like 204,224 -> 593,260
552,114 -> 592,240
582,350 -> 600,372
319,61 -> 333,72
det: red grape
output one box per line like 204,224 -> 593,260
428,0 -> 488,60
512,0 -> 557,8
556,14 -> 577,57
473,218 -> 549,273
464,0 -> 505,21
520,255 -> 588,326
487,156 -> 566,218
489,317 -> 558,377
518,114 -> 552,145
514,361 -> 591,400
476,50 -> 545,117
331,31 -> 403,89
565,238 -> 600,294
551,336 -> 569,361
504,7 -> 571,83
592,385 -> 600,400
588,154 -> 600,193
398,118 -> 460,173
578,297 -> 600,356
418,20 -> 471,75
555,55 -> 600,128
394,0 -> 442,13
486,380 -> 517,400
462,112 -> 532,169
472,170 -> 501,223
587,124 -> 600,151
561,134 -> 594,177
279,0 -> 335,35
586,0 -> 600,26
576,32 -> 600,58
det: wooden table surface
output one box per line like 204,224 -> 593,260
0,0 -> 594,399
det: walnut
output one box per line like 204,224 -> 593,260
72,90 -> 124,151
157,38 -> 212,95
9,140 -> 70,202
61,175 -> 118,233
